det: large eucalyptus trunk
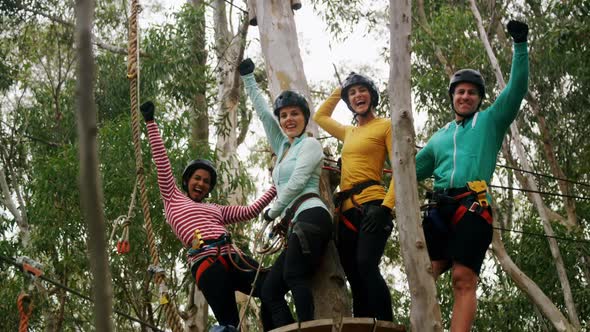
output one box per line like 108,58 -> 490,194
252,0 -> 349,319
389,2 -> 442,330
75,0 -> 113,330
212,0 -> 249,205
469,0 -> 580,329
211,0 -> 256,330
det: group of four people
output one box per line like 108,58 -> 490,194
140,19 -> 528,332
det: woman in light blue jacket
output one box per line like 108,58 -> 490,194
239,58 -> 332,328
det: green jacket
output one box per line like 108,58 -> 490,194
416,42 -> 529,189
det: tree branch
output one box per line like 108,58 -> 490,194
468,0 -> 581,328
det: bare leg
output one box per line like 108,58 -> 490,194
450,263 -> 477,332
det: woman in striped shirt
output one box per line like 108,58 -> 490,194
140,101 -> 275,331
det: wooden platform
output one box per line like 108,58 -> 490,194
270,317 -> 406,332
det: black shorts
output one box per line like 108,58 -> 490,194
422,204 -> 493,275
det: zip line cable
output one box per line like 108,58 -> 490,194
0,255 -> 164,332
221,0 -> 247,13
322,155 -> 589,189
493,227 -> 590,245
321,158 -> 589,200
488,184 -> 590,201
496,164 -> 590,188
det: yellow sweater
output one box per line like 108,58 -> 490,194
313,88 -> 395,212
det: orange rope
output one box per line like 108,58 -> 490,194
17,293 -> 33,332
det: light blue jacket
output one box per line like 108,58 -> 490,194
416,42 -> 529,190
241,73 -> 329,221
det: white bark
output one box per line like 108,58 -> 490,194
0,163 -> 30,246
491,227 -> 576,332
389,2 -> 442,330
469,0 -> 581,329
75,0 -> 113,330
213,0 -> 248,204
183,284 -> 208,332
253,0 -> 349,319
253,0 -> 318,136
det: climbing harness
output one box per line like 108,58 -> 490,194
426,180 -> 493,225
256,193 -> 321,255
333,180 -> 382,233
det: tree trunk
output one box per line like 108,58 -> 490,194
491,226 -> 576,331
183,283 -> 208,332
190,0 -> 210,155
389,1 -> 442,330
187,0 -> 210,328
212,0 -> 249,204
75,0 -> 113,330
0,163 -> 29,246
468,0 -> 581,329
253,0 -> 349,319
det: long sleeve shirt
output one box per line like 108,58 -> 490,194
241,73 -> 328,221
416,42 -> 529,189
313,88 -> 395,212
146,121 -> 276,265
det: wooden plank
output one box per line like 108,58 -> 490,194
269,318 -> 406,332
270,318 -> 333,332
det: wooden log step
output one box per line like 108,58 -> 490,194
269,318 -> 406,332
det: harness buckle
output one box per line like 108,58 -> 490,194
191,229 -> 204,250
468,201 -> 480,213
467,180 -> 489,207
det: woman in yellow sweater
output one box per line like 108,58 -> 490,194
313,73 -> 395,321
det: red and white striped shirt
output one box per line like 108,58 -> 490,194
146,121 -> 276,265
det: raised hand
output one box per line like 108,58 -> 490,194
238,58 -> 255,76
140,101 -> 155,122
507,20 -> 528,43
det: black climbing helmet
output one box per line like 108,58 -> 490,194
448,69 -> 486,109
341,72 -> 379,112
273,90 -> 311,126
181,159 -> 217,193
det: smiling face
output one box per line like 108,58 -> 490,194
347,84 -> 374,116
452,82 -> 482,120
187,168 -> 212,202
278,106 -> 306,141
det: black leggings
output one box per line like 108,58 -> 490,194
261,207 -> 332,328
192,253 -> 273,331
337,200 -> 393,321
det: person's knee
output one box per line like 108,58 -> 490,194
451,264 -> 477,294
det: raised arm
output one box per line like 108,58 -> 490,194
313,88 -> 347,140
141,101 -> 179,202
488,20 -> 529,128
239,59 -> 285,153
219,186 -> 277,224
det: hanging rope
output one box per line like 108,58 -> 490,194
126,1 -> 184,330
17,293 -> 33,332
108,176 -> 138,254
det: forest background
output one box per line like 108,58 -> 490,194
0,0 -> 588,331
